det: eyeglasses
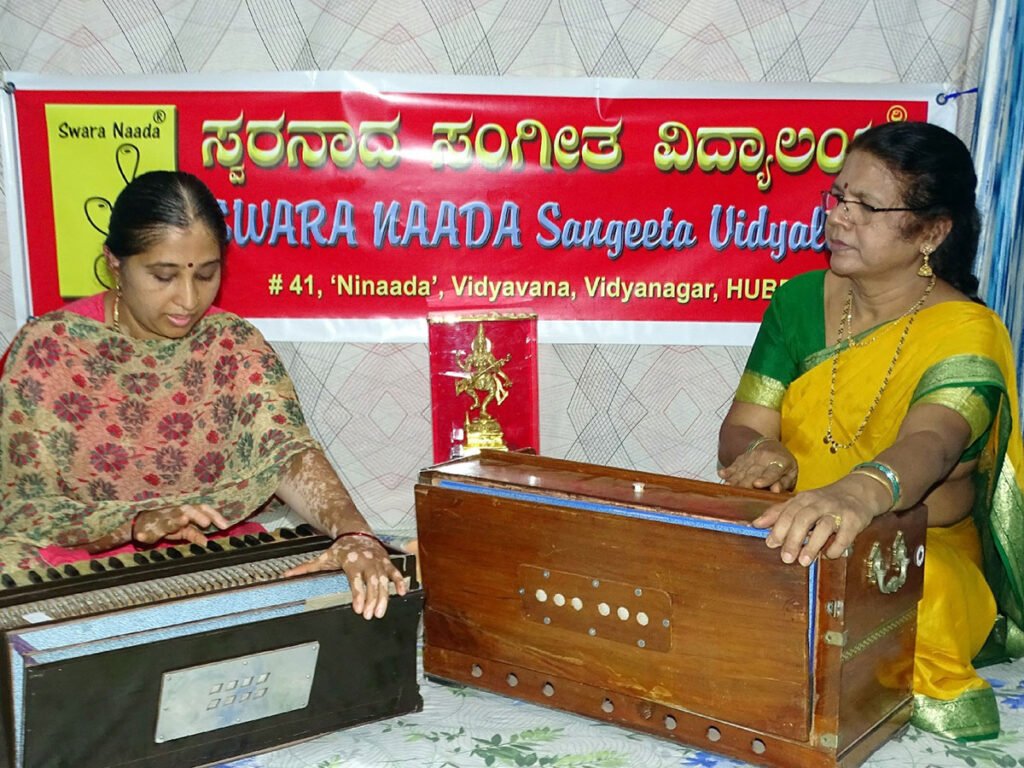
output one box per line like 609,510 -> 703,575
821,191 -> 924,224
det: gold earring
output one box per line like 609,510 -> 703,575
918,244 -> 934,278
112,282 -> 122,333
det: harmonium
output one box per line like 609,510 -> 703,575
0,524 -> 423,768
415,451 -> 927,768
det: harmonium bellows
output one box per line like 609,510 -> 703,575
415,450 -> 927,768
0,525 -> 423,768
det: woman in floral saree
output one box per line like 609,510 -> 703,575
718,122 -> 1024,740
0,170 -> 405,619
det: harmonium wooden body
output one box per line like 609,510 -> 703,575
0,525 -> 423,768
415,451 -> 927,768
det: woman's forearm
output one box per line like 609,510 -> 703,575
275,448 -> 372,537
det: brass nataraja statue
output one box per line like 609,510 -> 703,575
455,323 -> 512,454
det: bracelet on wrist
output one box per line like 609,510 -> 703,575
334,530 -> 386,549
745,435 -> 774,454
849,469 -> 896,511
850,461 -> 901,510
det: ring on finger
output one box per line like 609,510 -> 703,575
827,513 -> 842,529
767,460 -> 786,471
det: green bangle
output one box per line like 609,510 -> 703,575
852,461 -> 901,508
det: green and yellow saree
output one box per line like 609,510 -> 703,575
737,269 -> 1024,740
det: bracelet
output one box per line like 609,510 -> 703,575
335,531 -> 386,549
851,461 -> 902,509
849,469 -> 897,511
745,435 -> 774,454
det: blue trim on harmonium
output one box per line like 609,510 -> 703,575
437,479 -> 771,536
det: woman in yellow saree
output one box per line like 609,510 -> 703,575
718,121 -> 1024,741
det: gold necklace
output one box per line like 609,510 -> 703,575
822,274 -> 935,453
842,280 -> 931,348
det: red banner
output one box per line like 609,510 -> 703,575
3,74 -> 946,342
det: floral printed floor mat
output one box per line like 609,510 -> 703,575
222,657 -> 1024,768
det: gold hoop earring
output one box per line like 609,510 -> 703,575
918,244 -> 934,278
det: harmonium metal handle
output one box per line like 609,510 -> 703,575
865,530 -> 909,594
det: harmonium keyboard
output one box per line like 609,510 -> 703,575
415,451 -> 927,768
0,524 -> 423,768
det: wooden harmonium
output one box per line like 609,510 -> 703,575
0,525 -> 423,768
415,451 -> 927,768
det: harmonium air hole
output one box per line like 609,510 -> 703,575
541,682 -> 555,697
664,715 -> 677,731
751,739 -> 767,755
506,673 -> 519,687
601,698 -> 614,713
706,727 -> 722,742
470,664 -> 483,678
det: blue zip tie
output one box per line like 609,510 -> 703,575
936,87 -> 978,105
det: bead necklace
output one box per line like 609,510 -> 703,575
822,274 -> 935,453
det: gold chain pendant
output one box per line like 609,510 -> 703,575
823,275 -> 935,453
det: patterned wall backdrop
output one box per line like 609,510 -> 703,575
0,0 -> 994,538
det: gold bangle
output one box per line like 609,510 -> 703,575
745,435 -> 773,454
849,468 -> 896,511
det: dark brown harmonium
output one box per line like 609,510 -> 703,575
415,451 -> 927,768
0,525 -> 423,768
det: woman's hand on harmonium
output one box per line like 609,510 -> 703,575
751,479 -> 876,566
132,504 -> 231,547
718,437 -> 798,493
282,532 -> 407,620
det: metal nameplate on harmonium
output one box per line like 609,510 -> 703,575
415,450 -> 927,768
0,525 -> 424,768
